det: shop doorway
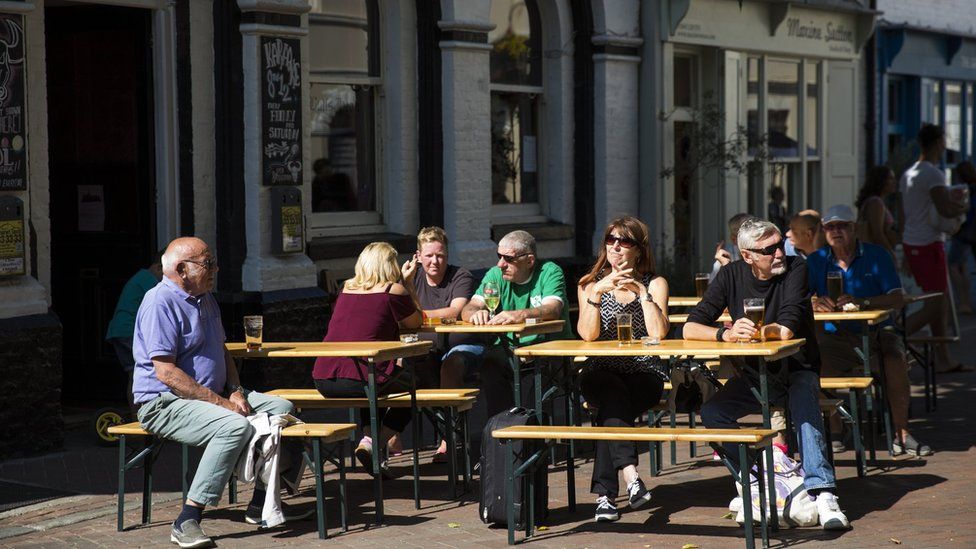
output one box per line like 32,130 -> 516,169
46,5 -> 157,403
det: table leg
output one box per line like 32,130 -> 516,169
511,350 -> 523,409
850,389 -> 865,478
366,359 -> 384,524
409,359 -> 421,510
761,360 -> 779,533
506,439 -> 516,545
860,329 -> 878,462
740,444 -> 755,549
312,438 -> 327,539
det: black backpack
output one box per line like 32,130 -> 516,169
479,407 -> 549,528
667,360 -> 723,414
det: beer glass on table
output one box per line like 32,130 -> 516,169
742,298 -> 765,343
244,315 -> 263,352
694,273 -> 709,298
616,313 -> 634,346
827,271 -> 844,303
483,282 -> 500,319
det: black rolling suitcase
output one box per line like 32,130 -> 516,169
479,407 -> 549,528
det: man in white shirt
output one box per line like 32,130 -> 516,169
900,124 -> 971,372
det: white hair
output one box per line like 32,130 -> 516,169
499,230 -> 537,255
737,219 -> 781,251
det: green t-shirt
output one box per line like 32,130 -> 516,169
474,261 -> 573,346
106,268 -> 160,340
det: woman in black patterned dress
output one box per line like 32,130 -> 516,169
576,215 -> 670,522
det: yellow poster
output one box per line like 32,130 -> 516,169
0,219 -> 25,276
280,205 -> 302,253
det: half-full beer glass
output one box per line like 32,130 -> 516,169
244,315 -> 263,352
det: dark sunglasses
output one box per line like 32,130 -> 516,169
497,252 -> 529,263
604,235 -> 638,249
745,240 -> 785,256
183,257 -> 218,270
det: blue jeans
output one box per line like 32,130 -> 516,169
700,368 -> 836,493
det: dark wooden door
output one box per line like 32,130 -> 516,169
46,6 -> 156,402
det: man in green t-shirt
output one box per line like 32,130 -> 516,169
461,230 -> 572,417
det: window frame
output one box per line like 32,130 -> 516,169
488,0 -> 545,222
306,0 -> 385,235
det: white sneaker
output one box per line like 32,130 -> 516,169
816,492 -> 851,530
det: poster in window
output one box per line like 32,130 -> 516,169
261,36 -> 303,186
0,15 -> 26,191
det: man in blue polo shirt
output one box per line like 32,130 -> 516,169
806,205 -> 932,457
133,237 -> 309,548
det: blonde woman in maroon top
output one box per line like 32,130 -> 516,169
313,242 -> 423,476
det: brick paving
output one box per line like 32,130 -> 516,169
2,338 -> 975,548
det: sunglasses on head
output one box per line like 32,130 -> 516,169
497,251 -> 529,263
604,234 -> 638,249
745,240 -> 785,256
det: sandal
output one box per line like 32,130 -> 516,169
892,435 -> 933,457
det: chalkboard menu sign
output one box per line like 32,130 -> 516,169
0,15 -> 26,191
261,36 -> 303,186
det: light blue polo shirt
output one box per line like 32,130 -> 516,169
131,277 -> 227,404
805,241 -> 902,333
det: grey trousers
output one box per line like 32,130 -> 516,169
137,391 -> 294,506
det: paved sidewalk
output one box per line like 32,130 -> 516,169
1,338 -> 975,547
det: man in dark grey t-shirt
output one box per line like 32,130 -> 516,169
399,226 -> 476,461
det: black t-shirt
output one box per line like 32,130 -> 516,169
687,255 -> 820,375
413,265 -> 478,350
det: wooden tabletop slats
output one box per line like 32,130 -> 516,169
668,309 -> 891,325
414,320 -> 564,337
226,341 -> 432,362
266,388 -> 480,410
819,377 -> 873,390
491,425 -> 777,445
514,338 -> 806,362
280,423 -> 357,441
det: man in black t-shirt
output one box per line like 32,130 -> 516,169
684,218 -> 851,531
399,226 -> 477,462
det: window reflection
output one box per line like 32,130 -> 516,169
747,57 -> 760,156
307,0 -> 379,215
805,62 -> 819,157
767,60 -> 800,158
946,82 -> 962,164
489,0 -> 541,87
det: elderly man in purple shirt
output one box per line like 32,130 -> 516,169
133,237 -> 308,548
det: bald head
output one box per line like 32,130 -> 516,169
162,237 -> 208,276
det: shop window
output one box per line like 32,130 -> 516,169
308,0 -> 381,226
674,55 -> 696,109
946,82 -> 963,164
747,56 -> 760,157
805,62 -> 820,157
968,84 -> 974,160
767,60 -> 800,159
489,0 -> 542,212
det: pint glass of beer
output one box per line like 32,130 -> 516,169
694,273 -> 709,298
826,271 -> 844,302
244,315 -> 263,352
742,298 -> 765,343
616,313 -> 633,346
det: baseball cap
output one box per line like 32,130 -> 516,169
821,204 -> 855,224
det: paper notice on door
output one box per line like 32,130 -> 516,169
78,185 -> 105,232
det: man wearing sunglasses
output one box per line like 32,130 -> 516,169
684,219 -> 851,530
132,237 -> 309,548
460,230 -> 573,417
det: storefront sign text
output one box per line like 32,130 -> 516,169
0,15 -> 26,191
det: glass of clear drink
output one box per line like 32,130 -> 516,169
483,282 -> 500,319
616,313 -> 633,346
742,298 -> 765,343
244,315 -> 263,352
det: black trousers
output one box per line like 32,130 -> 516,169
314,371 -> 417,434
579,368 -> 665,498
476,345 -> 523,418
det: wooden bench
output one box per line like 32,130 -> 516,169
905,335 -> 960,412
492,425 -> 779,549
266,388 -> 480,499
107,421 -> 355,539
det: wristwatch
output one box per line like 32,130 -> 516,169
643,293 -> 655,304
227,384 -> 245,396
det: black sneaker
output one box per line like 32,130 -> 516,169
627,477 -> 652,510
170,519 -> 214,548
245,501 -> 315,527
594,495 -> 619,522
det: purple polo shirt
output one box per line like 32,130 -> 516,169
132,277 -> 227,404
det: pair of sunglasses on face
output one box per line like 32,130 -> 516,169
604,235 -> 639,249
745,240 -> 785,256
